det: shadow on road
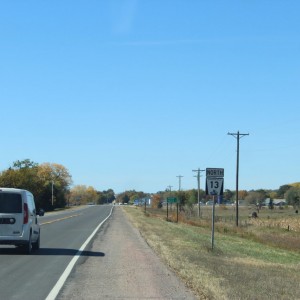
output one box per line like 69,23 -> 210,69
36,248 -> 105,256
0,247 -> 105,257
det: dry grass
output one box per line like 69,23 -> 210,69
145,205 -> 300,252
124,206 -> 300,300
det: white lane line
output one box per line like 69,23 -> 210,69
45,206 -> 114,300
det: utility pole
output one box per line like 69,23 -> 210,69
228,131 -> 249,226
176,175 -> 183,222
176,175 -> 183,191
51,180 -> 54,207
176,175 -> 183,206
167,185 -> 173,192
192,168 -> 205,217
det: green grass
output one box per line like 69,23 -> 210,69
124,206 -> 300,300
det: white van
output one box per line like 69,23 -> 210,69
0,188 -> 42,254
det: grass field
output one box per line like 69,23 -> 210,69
123,205 -> 300,300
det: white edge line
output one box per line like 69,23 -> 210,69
45,206 -> 114,300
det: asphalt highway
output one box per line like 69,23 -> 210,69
58,206 -> 197,299
0,205 -> 113,300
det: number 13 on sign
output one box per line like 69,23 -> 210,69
206,178 -> 224,196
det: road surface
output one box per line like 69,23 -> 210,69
58,206 -> 196,299
0,205 -> 196,299
0,205 -> 112,300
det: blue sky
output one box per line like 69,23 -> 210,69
1,1 -> 299,193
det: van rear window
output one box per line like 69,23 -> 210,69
0,193 -> 22,213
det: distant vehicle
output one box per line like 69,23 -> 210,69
0,188 -> 43,254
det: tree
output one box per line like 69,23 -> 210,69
13,159 -> 38,169
186,191 -> 197,214
0,159 -> 41,200
86,186 -> 99,203
97,191 -> 106,204
130,194 -> 139,203
174,190 -> 188,209
122,194 -> 130,204
151,194 -> 162,208
268,198 -> 274,209
106,189 -> 116,203
285,187 -> 300,209
291,182 -> 300,189
186,189 -> 198,204
0,160 -> 72,210
98,189 -> 115,204
269,191 -> 278,199
245,191 -> 266,205
223,189 -> 234,202
238,190 -> 248,200
116,190 -> 148,204
277,184 -> 292,198
37,163 -> 72,209
69,185 -> 98,205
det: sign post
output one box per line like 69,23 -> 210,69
166,197 -> 177,222
206,168 -> 224,250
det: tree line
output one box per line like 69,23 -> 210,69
120,185 -> 300,209
0,159 -> 115,211
1,159 -> 299,210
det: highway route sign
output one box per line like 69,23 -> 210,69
206,178 -> 224,196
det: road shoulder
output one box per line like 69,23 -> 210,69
58,206 -> 197,299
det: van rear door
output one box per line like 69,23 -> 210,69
0,192 -> 23,237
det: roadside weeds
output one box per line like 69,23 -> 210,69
123,206 -> 300,300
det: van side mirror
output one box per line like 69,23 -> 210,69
38,209 -> 45,216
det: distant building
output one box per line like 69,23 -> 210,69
133,197 -> 152,206
264,198 -> 286,206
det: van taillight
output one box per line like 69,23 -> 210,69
23,203 -> 29,224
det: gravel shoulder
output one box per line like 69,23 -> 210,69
58,206 -> 197,299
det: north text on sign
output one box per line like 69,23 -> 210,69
206,168 -> 224,177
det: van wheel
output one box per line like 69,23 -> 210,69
25,234 -> 32,254
32,233 -> 40,250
